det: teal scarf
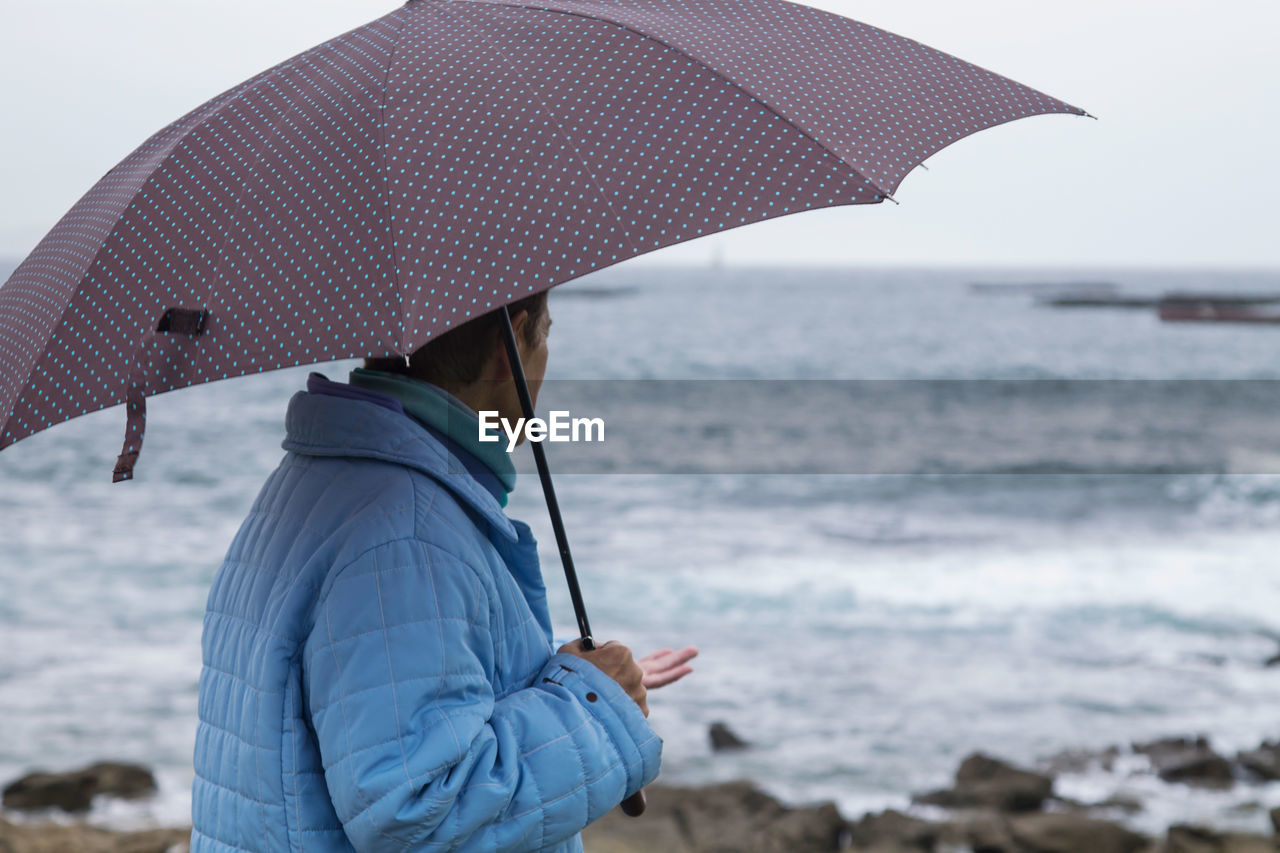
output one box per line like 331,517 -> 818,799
349,368 -> 516,503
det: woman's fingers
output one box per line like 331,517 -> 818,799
640,646 -> 699,688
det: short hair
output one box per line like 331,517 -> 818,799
365,291 -> 549,387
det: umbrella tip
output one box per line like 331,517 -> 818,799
1082,109 -> 1098,120
879,193 -> 900,205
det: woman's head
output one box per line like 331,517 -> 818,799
365,290 -> 550,391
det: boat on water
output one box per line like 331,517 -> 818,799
1042,291 -> 1280,311
1040,294 -> 1161,308
971,280 -> 1280,322
1162,292 -> 1280,306
1159,301 -> 1280,324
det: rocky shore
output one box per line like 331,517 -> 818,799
4,738 -> 1279,853
584,735 -> 1280,853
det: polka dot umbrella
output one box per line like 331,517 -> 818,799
0,0 -> 1084,473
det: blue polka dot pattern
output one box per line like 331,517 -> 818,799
0,0 -> 1083,453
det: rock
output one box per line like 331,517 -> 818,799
913,753 -> 1054,813
581,782 -> 846,853
1166,825 -> 1217,853
1133,737 -> 1234,789
708,722 -> 750,752
1041,746 -> 1120,776
1134,736 -> 1211,763
102,827 -> 188,853
1007,812 -> 1146,853
1158,756 -> 1234,788
1092,794 -> 1144,815
2,773 -> 95,813
1236,741 -> 1280,781
765,802 -> 847,852
2,762 -> 157,813
937,811 -> 1016,853
86,762 -> 158,800
1165,824 -> 1276,853
0,819 -> 188,853
845,809 -> 938,851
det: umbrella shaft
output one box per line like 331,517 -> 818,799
498,306 -> 595,650
499,306 -> 644,817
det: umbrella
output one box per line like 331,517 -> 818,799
0,0 -> 1084,466
0,0 -> 1085,817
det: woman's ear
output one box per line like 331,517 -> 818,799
509,308 -> 530,347
509,308 -> 536,360
486,308 -> 528,381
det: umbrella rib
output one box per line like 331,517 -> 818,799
460,0 -> 891,200
436,0 -> 646,261
378,10 -> 414,355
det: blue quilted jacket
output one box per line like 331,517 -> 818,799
192,384 -> 661,852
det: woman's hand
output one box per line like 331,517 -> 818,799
637,646 -> 699,689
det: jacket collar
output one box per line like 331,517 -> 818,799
281,388 -> 518,541
347,369 -> 517,499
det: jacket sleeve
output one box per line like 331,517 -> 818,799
302,537 -> 661,852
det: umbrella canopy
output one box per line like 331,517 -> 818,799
0,0 -> 1084,465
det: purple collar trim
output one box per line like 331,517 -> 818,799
307,372 -> 404,414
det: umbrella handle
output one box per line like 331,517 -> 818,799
621,791 -> 647,816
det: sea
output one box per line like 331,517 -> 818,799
3,262 -> 1280,836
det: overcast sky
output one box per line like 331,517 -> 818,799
2,0 -> 1276,270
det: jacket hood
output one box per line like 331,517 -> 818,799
281,389 -> 518,541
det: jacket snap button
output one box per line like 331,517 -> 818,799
585,692 -> 598,702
